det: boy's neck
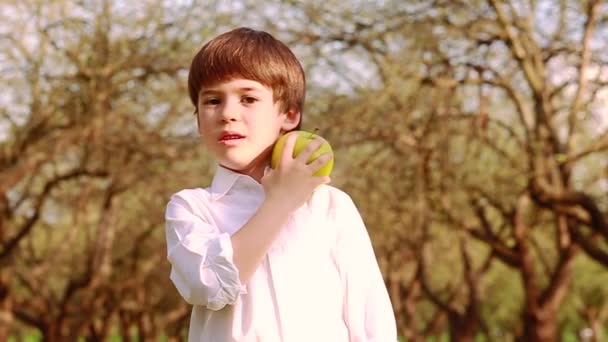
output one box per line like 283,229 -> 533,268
242,164 -> 266,183
222,149 -> 271,184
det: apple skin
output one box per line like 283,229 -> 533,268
270,131 -> 334,177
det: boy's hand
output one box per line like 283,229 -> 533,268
262,133 -> 332,212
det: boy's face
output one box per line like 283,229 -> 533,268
197,78 -> 299,173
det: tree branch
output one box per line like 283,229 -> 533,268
567,0 -> 602,148
0,169 -> 109,260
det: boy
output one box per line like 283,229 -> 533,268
165,27 -> 397,341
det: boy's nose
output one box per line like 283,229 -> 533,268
219,101 -> 239,122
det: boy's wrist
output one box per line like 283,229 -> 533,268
262,194 -> 299,215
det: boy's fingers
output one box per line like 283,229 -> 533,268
309,152 -> 332,172
316,176 -> 331,185
282,133 -> 298,160
295,138 -> 325,164
262,167 -> 274,178
308,175 -> 331,190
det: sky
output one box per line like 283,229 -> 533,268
0,0 -> 606,141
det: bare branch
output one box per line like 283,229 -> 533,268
567,0 -> 602,148
0,169 -> 109,260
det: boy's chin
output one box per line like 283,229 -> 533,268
219,158 -> 269,174
222,150 -> 271,169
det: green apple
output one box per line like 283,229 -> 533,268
270,130 -> 334,177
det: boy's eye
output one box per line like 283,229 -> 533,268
203,98 -> 220,105
242,96 -> 258,104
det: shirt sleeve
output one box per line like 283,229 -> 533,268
165,191 -> 246,310
333,192 -> 398,342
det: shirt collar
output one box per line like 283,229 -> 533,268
210,164 -> 268,201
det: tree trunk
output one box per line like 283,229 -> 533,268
448,313 -> 477,342
590,319 -> 603,342
0,292 -> 12,342
581,308 -> 603,342
118,310 -> 132,341
522,309 -> 558,342
42,323 -> 61,342
0,267 -> 11,336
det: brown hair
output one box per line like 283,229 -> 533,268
188,27 -> 305,128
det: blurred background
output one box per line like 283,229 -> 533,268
1,0 -> 607,341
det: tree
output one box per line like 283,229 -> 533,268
0,0 -> 219,339
270,0 -> 608,340
2,0 -> 607,340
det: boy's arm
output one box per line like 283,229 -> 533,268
166,135 -> 331,310
165,193 -> 292,310
231,134 -> 331,283
333,192 -> 398,342
230,198 -> 292,282
165,193 -> 246,310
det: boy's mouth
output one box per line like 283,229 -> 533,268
219,131 -> 245,141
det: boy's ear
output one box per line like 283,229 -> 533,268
281,110 -> 301,132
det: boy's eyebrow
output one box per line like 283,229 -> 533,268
200,87 -> 264,95
200,89 -> 220,96
238,87 -> 263,92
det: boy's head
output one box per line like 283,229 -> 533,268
188,27 -> 305,130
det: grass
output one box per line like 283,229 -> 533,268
8,329 -> 601,341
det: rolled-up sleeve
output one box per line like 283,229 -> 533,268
165,193 -> 246,310
333,193 -> 398,342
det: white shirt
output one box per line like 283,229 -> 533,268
165,165 -> 397,342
